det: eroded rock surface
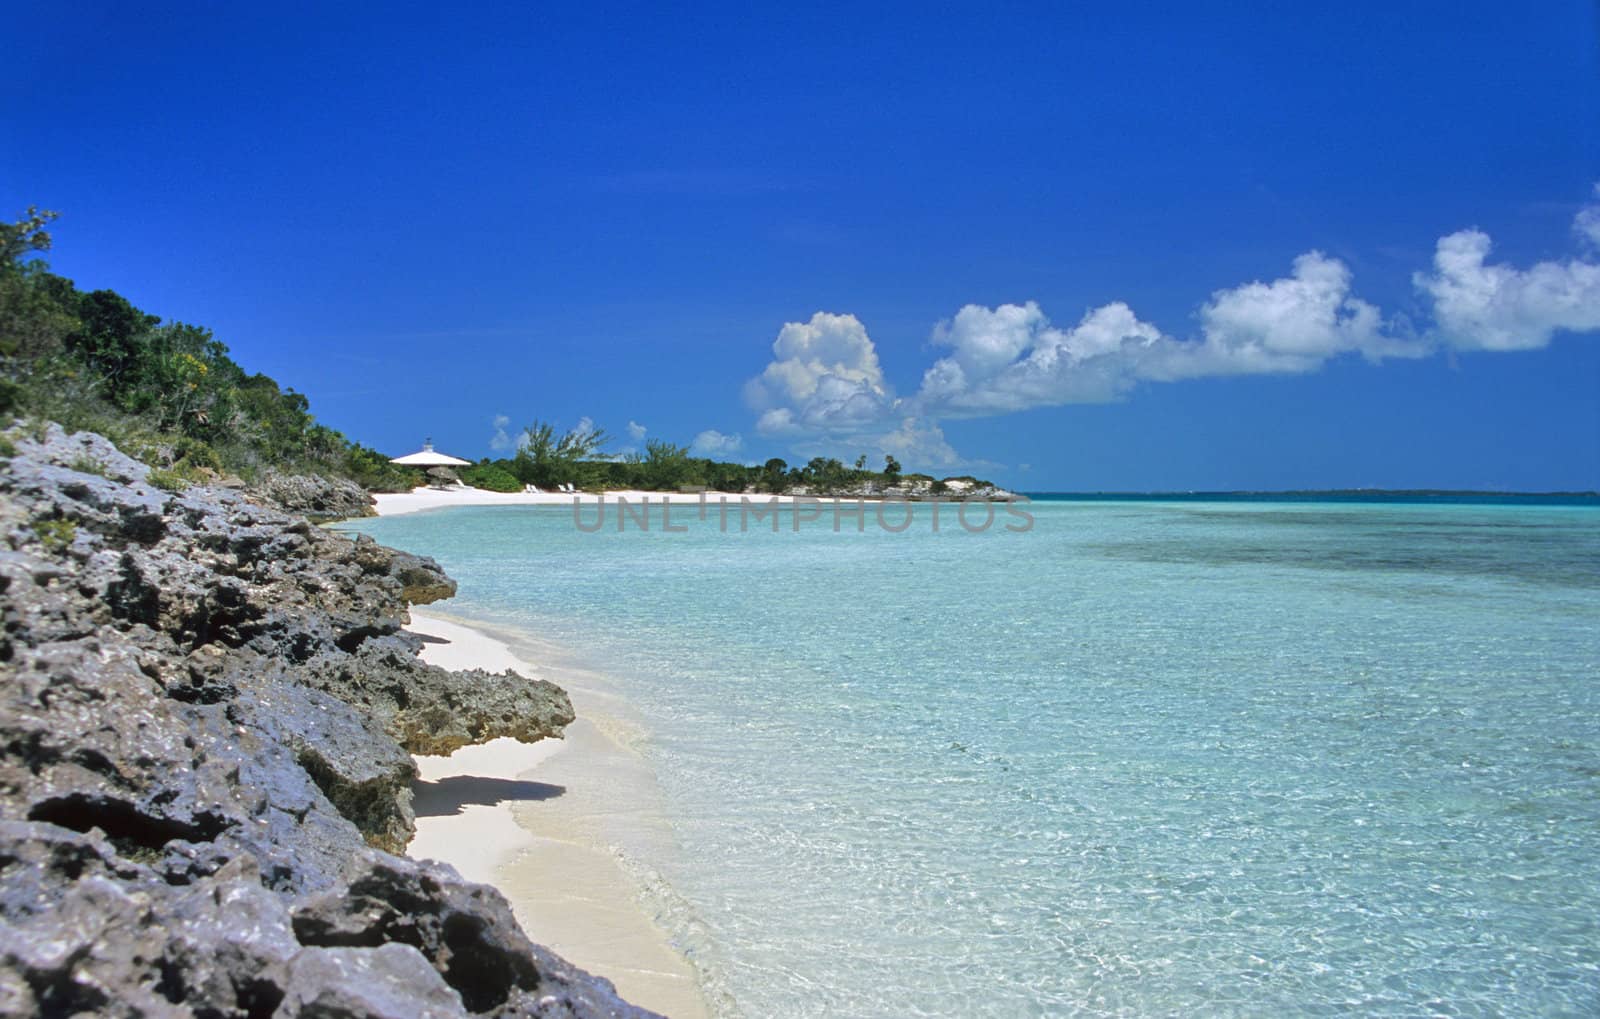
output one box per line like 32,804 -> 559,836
0,426 -> 653,1017
249,470 -> 377,523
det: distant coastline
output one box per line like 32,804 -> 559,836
1024,489 -> 1600,504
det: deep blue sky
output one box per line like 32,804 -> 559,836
5,1 -> 1598,490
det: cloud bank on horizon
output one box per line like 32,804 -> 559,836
743,187 -> 1600,469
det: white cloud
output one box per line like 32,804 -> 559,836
875,417 -> 964,468
489,414 -> 514,451
744,312 -> 895,434
1414,194 -> 1600,351
690,429 -> 743,457
627,420 -> 647,441
916,253 -> 1429,417
918,300 -> 1167,412
1173,252 -> 1427,376
1189,253 -> 1384,370
743,314 -> 996,470
1576,183 -> 1600,250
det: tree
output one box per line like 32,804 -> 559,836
708,460 -> 752,493
639,439 -> 698,490
513,419 -> 610,487
0,263 -> 74,369
68,289 -> 161,402
854,454 -> 867,471
884,454 -> 902,484
801,456 -> 849,493
0,207 -> 58,269
761,457 -> 789,493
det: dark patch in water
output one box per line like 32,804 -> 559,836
1089,535 -> 1600,590
1077,505 -> 1600,590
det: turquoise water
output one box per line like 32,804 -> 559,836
348,498 -> 1600,1016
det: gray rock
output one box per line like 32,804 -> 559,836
276,944 -> 463,1018
0,822 -> 288,1018
251,471 -> 377,523
0,425 -> 656,1018
292,853 -> 651,1018
384,548 -> 458,605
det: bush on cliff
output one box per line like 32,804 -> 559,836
0,207 -> 417,491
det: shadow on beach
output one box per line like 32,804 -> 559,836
412,776 -> 566,818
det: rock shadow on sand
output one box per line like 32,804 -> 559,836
412,776 -> 566,818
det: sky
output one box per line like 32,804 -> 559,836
4,1 -> 1599,491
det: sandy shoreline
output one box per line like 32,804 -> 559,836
404,609 -> 710,1019
375,486 -> 793,517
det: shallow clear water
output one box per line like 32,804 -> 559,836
348,498 -> 1600,1017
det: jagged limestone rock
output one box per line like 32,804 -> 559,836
0,425 -> 650,1018
249,470 -> 377,523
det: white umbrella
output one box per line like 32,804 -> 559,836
388,439 -> 473,467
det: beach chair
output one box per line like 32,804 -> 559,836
523,484 -> 542,494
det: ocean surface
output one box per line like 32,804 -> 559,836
347,496 -> 1600,1017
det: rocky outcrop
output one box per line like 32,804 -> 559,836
775,479 -> 1018,501
381,547 -> 460,605
249,470 -> 377,523
0,425 -> 656,1017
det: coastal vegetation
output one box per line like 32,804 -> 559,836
0,208 -> 416,491
471,422 -> 998,496
2,207 -> 999,498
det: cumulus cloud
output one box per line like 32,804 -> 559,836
489,414 -> 514,451
875,417 -> 965,468
915,253 -> 1427,416
627,420 -> 647,441
741,313 -> 984,467
1414,193 -> 1600,351
917,300 -> 1166,412
1179,253 -> 1407,374
744,312 -> 894,435
690,429 -> 743,457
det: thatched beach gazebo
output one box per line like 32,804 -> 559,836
389,439 -> 472,488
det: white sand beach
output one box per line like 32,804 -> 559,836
404,609 -> 710,1019
375,487 -> 778,517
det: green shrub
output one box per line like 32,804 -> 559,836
31,517 -> 77,552
68,454 -> 108,476
346,443 -> 420,492
146,467 -> 191,491
173,436 -> 220,471
0,434 -> 16,458
460,463 -> 521,493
